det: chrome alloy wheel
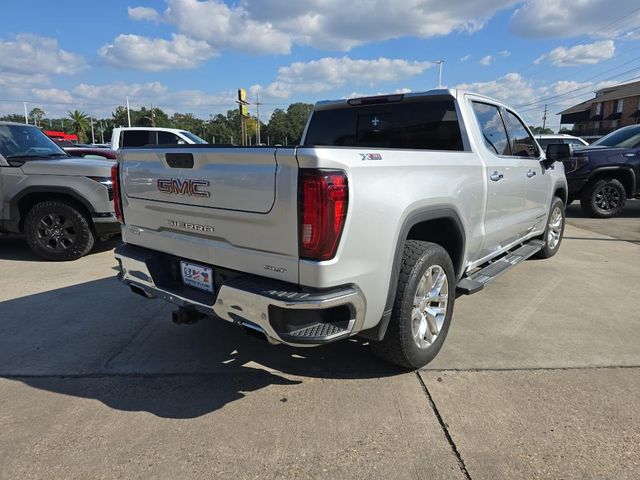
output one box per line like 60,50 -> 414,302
411,265 -> 449,349
547,206 -> 563,250
595,186 -> 620,212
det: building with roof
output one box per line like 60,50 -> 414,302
559,79 -> 640,139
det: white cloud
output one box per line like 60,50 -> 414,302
258,57 -> 431,99
460,54 -> 472,62
128,6 -> 162,22
5,81 -> 238,119
458,73 -> 537,106
165,0 -> 293,54
511,0 -> 640,39
99,34 -> 217,71
0,34 -> 86,76
129,0 -> 517,57
31,88 -> 75,105
534,40 -> 615,67
480,55 -> 494,66
455,72 -> 610,127
499,50 -> 511,57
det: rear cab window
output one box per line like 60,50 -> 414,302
304,96 -> 465,151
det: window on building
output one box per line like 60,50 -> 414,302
616,99 -> 624,113
611,120 -> 619,129
595,103 -> 602,115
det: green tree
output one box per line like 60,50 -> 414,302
264,103 -> 313,145
67,110 -> 90,143
529,125 -> 554,135
136,106 -> 170,128
0,114 -> 26,123
29,107 -> 46,127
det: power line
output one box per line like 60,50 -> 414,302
514,60 -> 640,109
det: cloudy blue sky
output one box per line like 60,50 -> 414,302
2,0 -> 640,129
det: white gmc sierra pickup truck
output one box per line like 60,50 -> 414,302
113,89 -> 569,368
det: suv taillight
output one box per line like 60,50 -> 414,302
111,164 -> 124,223
298,169 -> 348,261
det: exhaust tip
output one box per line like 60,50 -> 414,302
129,284 -> 154,299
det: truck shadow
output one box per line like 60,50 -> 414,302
0,275 -> 400,419
566,199 -> 640,218
0,235 -> 122,261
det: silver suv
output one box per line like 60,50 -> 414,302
0,122 -> 119,260
113,90 -> 569,368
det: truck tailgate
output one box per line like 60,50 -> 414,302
119,147 -> 300,283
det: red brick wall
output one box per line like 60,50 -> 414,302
621,95 -> 640,126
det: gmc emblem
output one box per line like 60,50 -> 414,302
157,178 -> 211,198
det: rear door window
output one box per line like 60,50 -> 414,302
157,131 -> 184,144
304,99 -> 464,150
471,102 -> 510,156
503,110 -> 538,158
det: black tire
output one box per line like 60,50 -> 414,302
580,178 -> 626,218
371,241 -> 455,369
24,200 -> 95,261
535,197 -> 565,259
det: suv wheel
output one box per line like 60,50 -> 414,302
580,178 -> 626,218
535,197 -> 565,259
24,200 -> 95,261
371,240 -> 455,369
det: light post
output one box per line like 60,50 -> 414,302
433,60 -> 444,88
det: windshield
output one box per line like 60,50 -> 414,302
0,124 -> 67,159
179,131 -> 207,144
592,125 -> 640,148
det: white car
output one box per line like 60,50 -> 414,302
110,127 -> 207,150
536,134 -> 588,151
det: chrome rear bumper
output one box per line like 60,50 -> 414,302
115,244 -> 366,347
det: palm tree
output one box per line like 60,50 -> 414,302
68,110 -> 89,143
29,107 -> 46,127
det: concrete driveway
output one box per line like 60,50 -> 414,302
1,216 -> 639,479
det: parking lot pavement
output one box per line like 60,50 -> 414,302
566,198 -> 640,243
1,221 -> 639,479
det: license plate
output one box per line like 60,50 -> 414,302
180,261 -> 214,292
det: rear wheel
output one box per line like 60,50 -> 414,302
371,241 -> 455,369
24,200 -> 95,261
580,178 -> 626,218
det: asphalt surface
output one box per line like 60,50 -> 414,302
1,210 -> 639,479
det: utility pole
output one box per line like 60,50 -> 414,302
542,104 -> 548,130
255,92 -> 262,145
126,96 -> 131,127
150,103 -> 155,127
90,117 -> 95,144
23,102 -> 28,124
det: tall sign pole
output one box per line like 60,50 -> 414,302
236,88 -> 250,146
24,102 -> 28,124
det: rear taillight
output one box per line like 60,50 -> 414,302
111,164 -> 124,223
298,169 -> 348,260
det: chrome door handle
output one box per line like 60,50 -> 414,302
526,169 -> 537,178
490,171 -> 504,182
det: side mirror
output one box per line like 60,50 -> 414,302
544,143 -> 571,168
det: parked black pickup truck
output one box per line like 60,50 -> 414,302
567,125 -> 640,217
